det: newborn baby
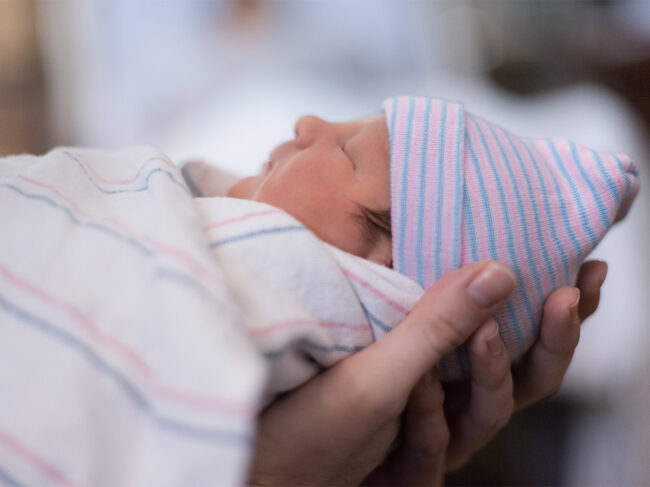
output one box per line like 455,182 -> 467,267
183,95 -> 639,380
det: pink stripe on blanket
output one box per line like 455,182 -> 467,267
203,209 -> 282,231
340,267 -> 410,315
0,428 -> 79,487
70,150 -> 177,185
0,263 -> 152,374
0,263 -> 256,417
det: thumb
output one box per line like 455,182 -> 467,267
342,261 -> 515,404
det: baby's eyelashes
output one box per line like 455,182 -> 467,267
360,206 -> 392,240
350,205 -> 393,266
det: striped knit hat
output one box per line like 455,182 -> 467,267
382,96 -> 640,380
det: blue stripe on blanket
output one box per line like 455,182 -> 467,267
0,183 -> 154,257
0,183 -> 153,256
209,226 -> 308,248
360,303 -> 391,334
154,267 -> 232,314
0,467 -> 25,487
302,339 -> 366,354
1,185 -> 226,302
65,151 -> 189,195
0,293 -> 250,447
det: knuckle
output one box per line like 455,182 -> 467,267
425,311 -> 468,355
473,352 -> 511,391
485,359 -> 511,389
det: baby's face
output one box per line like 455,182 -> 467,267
228,114 -> 392,265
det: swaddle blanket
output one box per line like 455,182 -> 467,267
0,146 -> 422,486
195,196 -> 422,396
0,146 -> 265,486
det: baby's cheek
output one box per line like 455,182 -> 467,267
256,166 -> 334,212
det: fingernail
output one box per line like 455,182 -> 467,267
467,264 -> 516,309
486,321 -> 503,356
570,288 -> 581,326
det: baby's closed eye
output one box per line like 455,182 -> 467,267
353,205 -> 393,266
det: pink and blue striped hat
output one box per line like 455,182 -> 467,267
382,96 -> 640,380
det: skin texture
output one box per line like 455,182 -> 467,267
228,114 -> 393,265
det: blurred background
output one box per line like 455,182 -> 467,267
1,0 -> 648,485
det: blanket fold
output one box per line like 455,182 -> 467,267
0,147 -> 265,487
0,146 -> 422,486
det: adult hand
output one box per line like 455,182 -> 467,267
366,261 -> 607,479
441,260 -> 608,470
250,261 -> 516,486
249,260 -> 607,485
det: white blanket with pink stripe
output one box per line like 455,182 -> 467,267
0,146 -> 421,486
197,196 -> 422,396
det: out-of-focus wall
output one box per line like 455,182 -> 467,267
36,0 -> 437,165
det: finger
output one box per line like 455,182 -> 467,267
513,286 -> 581,409
338,261 -> 515,415
445,319 -> 513,470
394,369 -> 449,485
576,260 -> 607,321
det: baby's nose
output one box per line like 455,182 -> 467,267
294,115 -> 329,148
